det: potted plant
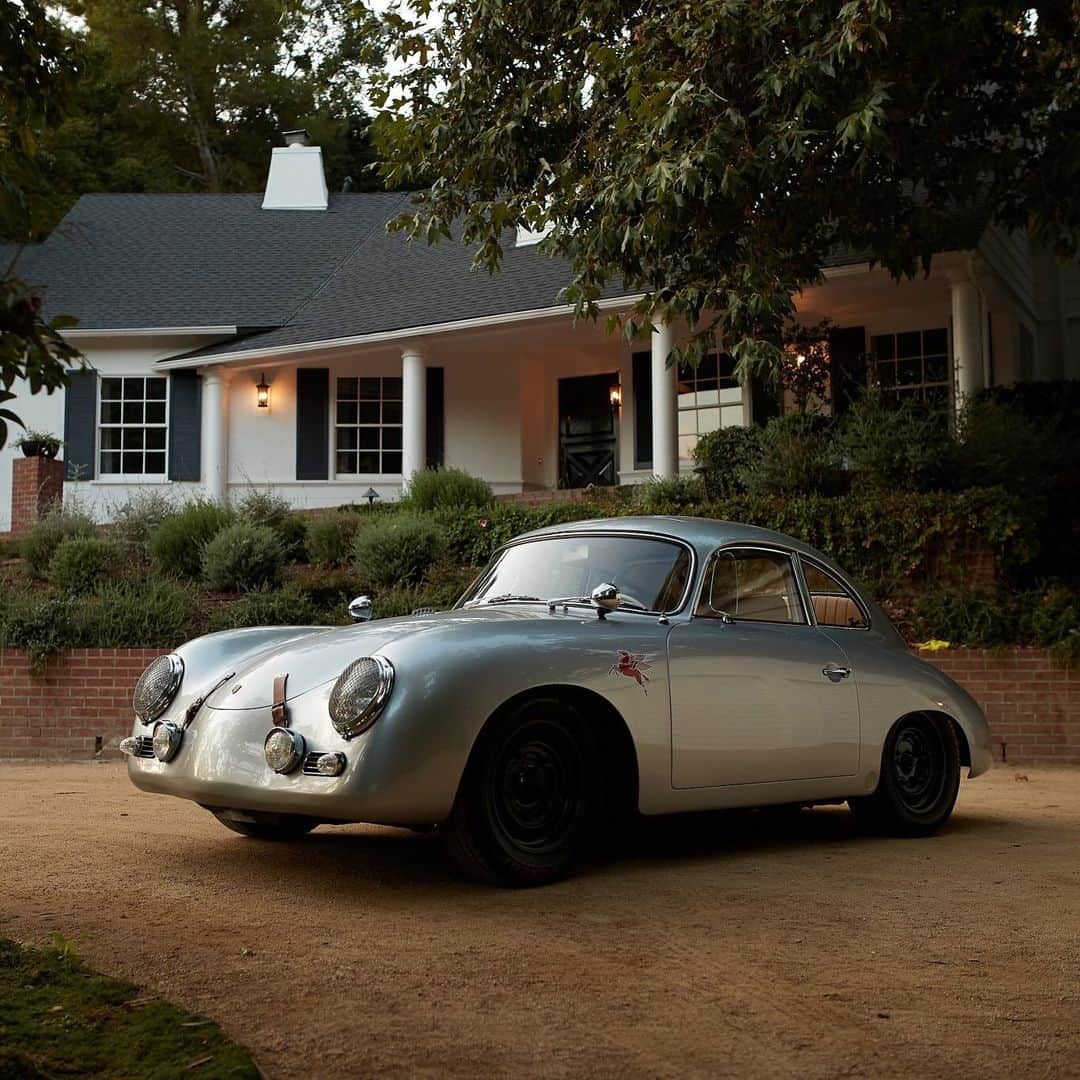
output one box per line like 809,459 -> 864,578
14,431 -> 63,459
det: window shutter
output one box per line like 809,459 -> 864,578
425,366 -> 444,468
168,370 -> 202,481
296,368 -> 329,480
632,351 -> 652,468
63,369 -> 97,480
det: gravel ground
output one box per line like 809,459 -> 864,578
2,762 -> 1078,1079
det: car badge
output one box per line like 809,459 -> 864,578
230,683 -> 243,694
609,651 -> 652,695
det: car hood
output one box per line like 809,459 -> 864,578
203,605 -> 562,710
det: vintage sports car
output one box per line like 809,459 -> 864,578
123,516 -> 992,885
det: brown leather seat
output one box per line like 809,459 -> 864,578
812,594 -> 864,628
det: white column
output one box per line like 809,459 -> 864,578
650,321 -> 678,479
950,276 -> 984,405
401,346 -> 427,489
201,367 -> 230,503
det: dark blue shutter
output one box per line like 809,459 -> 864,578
168,370 -> 202,481
426,366 -> 444,468
296,368 -> 329,480
63,369 -> 97,480
632,351 -> 652,469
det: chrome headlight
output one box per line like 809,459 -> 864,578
133,654 -> 184,725
264,727 -> 306,774
152,721 -> 183,763
328,656 -> 394,739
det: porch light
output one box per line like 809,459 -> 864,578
256,373 -> 270,409
609,383 -> 623,409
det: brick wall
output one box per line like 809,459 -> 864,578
0,645 -> 1076,764
7,455 -> 65,537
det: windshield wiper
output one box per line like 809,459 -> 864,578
483,593 -> 541,605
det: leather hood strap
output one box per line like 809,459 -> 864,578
271,673 -> 289,727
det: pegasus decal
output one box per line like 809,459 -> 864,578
610,651 -> 651,694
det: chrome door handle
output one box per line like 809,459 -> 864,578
822,664 -> 851,682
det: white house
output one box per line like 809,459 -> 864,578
3,132 -> 1079,530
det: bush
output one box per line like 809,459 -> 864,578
21,504 -> 97,580
211,583 -> 336,631
148,499 -> 233,577
110,490 -> 175,559
304,510 -> 363,565
632,475 -> 705,515
404,467 -> 493,512
201,521 -> 286,592
837,390 -> 951,492
739,414 -> 845,496
236,490 -> 307,561
692,426 -> 760,499
954,396 -> 1057,496
351,513 -> 447,587
47,537 -> 124,592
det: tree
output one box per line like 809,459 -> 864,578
59,0 -> 386,193
0,0 -> 82,448
373,0 -> 1079,377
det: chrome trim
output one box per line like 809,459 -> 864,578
692,543 -> 810,626
460,530 -> 698,617
133,653 -> 185,725
328,655 -> 395,740
795,553 -> 873,631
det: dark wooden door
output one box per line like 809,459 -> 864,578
558,373 -> 617,488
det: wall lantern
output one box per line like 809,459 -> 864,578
256,373 -> 270,409
609,383 -> 623,410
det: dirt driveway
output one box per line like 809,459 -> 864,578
2,763 -> 1077,1079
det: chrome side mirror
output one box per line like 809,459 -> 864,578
590,582 -> 620,619
348,595 -> 373,623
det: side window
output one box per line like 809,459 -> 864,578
696,549 -> 805,624
802,562 -> 868,629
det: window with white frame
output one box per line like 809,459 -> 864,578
677,353 -> 744,460
870,328 -> 950,406
334,376 -> 403,475
98,376 -> 168,475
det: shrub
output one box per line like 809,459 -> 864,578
304,510 -> 363,565
632,475 -> 705,515
837,390 -> 951,492
148,499 -> 233,577
201,521 -> 286,592
954,396 -> 1057,496
0,592 -> 77,671
110,490 -> 175,559
21,504 -> 97,580
738,414 -> 844,496
692,426 -> 760,499
236,490 -> 306,561
47,537 -> 124,592
404,467 -> 493,512
351,513 -> 447,587
76,576 -> 198,651
211,583 -> 335,631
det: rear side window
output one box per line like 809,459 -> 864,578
802,562 -> 868,629
697,549 -> 805,624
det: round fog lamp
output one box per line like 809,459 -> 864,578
152,721 -> 183,763
264,727 -> 305,774
313,752 -> 346,777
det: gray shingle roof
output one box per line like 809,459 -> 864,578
20,192 -> 410,330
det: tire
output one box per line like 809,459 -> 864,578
849,714 -> 961,837
210,809 -> 319,840
442,697 -> 595,886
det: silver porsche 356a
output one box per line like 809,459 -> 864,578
123,516 -> 991,885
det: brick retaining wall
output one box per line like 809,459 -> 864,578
0,646 -> 1076,764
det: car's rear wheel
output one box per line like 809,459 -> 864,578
209,809 -> 319,840
849,713 -> 960,836
442,697 -> 594,886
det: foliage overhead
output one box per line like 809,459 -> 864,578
372,0 -> 1080,378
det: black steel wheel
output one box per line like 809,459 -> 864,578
443,697 -> 594,886
210,809 -> 319,840
849,714 -> 961,837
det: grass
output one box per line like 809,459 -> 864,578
0,933 -> 259,1079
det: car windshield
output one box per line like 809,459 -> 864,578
459,535 -> 692,613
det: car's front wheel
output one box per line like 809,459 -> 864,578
442,697 -> 594,886
209,809 -> 320,840
849,713 -> 961,836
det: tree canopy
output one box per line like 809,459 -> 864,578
373,0 -> 1080,374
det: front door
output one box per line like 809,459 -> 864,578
667,547 -> 861,787
558,373 -> 617,488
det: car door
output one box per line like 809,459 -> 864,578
667,545 -> 860,788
